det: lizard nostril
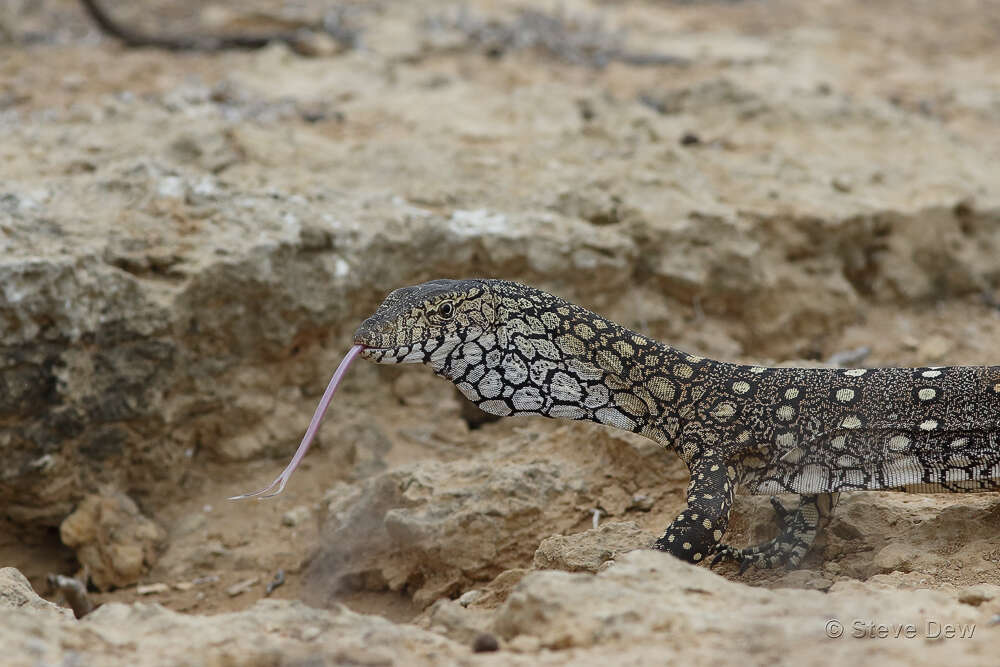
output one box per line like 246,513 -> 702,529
354,317 -> 397,347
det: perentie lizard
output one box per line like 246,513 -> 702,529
233,279 -> 1000,571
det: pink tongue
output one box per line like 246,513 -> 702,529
229,344 -> 364,500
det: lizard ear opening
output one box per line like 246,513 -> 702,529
229,344 -> 364,500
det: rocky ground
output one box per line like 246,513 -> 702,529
2,0 -> 1000,664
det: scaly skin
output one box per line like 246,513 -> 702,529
353,278 -> 1000,569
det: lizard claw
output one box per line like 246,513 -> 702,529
769,496 -> 791,521
709,544 -> 741,569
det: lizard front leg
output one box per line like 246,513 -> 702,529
711,492 -> 840,573
654,458 -> 737,563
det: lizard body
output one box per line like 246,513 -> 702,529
249,278 -> 1000,570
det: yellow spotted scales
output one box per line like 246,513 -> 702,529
352,279 -> 1000,571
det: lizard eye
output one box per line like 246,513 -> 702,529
437,301 -> 455,319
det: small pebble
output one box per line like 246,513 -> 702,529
472,633 -> 499,653
225,577 -> 260,597
680,132 -> 701,146
832,175 -> 853,193
301,626 -> 322,641
629,493 -> 654,511
282,505 -> 311,527
136,583 -> 169,595
457,589 -> 482,607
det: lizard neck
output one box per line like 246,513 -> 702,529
434,281 -> 698,447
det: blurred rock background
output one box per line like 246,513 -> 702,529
1,0 -> 1000,663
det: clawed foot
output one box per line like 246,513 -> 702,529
709,535 -> 808,573
709,497 -> 813,573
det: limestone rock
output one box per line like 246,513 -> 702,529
0,598 -> 466,667
60,492 -> 167,590
533,521 -> 656,573
0,567 -> 71,618
305,424 -> 677,608
305,458 -> 580,608
417,598 -> 493,647
492,550 -> 994,663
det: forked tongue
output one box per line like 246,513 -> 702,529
229,344 -> 364,500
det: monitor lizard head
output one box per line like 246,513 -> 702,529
353,278 -> 497,367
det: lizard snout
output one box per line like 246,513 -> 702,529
352,316 -> 388,348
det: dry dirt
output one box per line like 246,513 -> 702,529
2,0 -> 1000,664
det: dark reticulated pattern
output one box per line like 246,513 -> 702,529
354,279 -> 1000,569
